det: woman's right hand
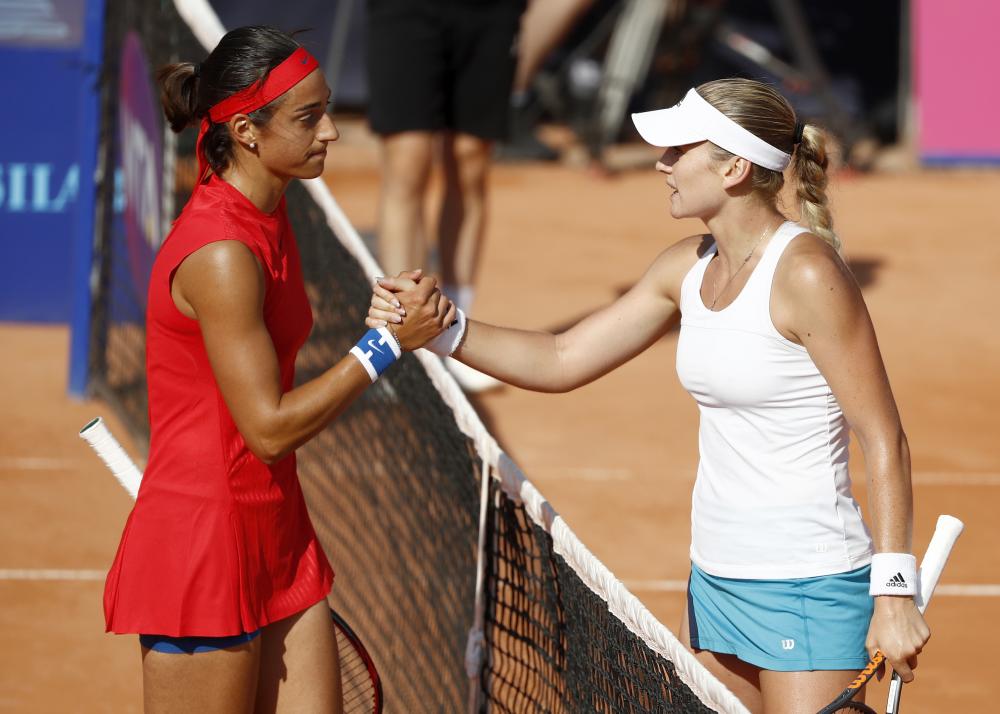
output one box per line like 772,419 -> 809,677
371,270 -> 455,351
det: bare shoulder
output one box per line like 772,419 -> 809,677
775,231 -> 856,296
658,233 -> 715,262
772,231 -> 866,340
174,240 -> 264,318
644,233 -> 714,300
180,239 -> 260,274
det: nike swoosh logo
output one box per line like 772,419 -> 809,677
368,339 -> 384,354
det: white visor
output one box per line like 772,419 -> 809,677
631,88 -> 791,172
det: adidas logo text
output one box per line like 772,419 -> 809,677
885,572 -> 908,588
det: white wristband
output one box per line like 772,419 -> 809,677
423,308 -> 467,357
869,553 -> 918,596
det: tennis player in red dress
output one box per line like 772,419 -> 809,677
103,26 -> 454,713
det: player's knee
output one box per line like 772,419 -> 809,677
449,135 -> 493,174
382,166 -> 431,202
382,138 -> 434,194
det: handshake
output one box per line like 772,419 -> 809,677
365,269 -> 466,356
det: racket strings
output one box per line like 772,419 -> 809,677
334,617 -> 379,713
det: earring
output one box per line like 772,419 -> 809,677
249,142 -> 257,150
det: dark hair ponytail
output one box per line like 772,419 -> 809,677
156,26 -> 301,175
157,62 -> 200,133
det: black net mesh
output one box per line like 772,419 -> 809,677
87,0 -> 202,447
287,182 -> 480,711
87,1 -> 727,712
481,491 -> 718,713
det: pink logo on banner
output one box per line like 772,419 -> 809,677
119,32 -> 163,306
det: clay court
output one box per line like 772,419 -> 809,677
1,121 -> 997,711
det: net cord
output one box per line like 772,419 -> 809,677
165,2 -> 747,710
498,454 -> 750,714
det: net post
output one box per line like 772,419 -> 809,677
67,0 -> 108,398
465,455 -> 492,714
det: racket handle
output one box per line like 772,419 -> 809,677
79,417 -> 143,499
886,673 -> 903,713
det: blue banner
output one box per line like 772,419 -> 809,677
0,0 -> 102,323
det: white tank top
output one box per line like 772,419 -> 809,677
676,221 -> 873,579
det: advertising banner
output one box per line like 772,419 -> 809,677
914,0 -> 1000,164
0,0 -> 98,321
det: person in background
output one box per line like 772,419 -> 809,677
502,0 -> 595,161
366,0 -> 529,392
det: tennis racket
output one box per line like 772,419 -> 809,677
330,607 -> 383,713
80,416 -> 383,714
816,514 -> 964,714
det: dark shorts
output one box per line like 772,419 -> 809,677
139,629 -> 261,654
366,0 -> 526,140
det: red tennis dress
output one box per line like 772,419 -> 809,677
104,175 -> 334,636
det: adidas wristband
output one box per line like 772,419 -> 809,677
423,308 -> 467,357
869,553 -> 918,596
349,327 -> 402,382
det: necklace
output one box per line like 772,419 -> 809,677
709,223 -> 774,309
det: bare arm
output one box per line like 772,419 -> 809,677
773,234 -> 928,681
373,237 -> 705,392
173,241 -> 449,464
454,280 -> 675,392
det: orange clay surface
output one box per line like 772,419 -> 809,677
1,122 -> 997,711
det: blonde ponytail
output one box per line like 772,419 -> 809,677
792,124 -> 839,251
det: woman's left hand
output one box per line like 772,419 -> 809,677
367,271 -> 418,328
865,596 -> 930,682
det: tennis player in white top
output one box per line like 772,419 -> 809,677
368,78 -> 929,713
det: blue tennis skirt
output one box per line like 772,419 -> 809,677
687,563 -> 873,671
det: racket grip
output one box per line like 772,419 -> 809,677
915,515 -> 964,615
886,674 -> 904,714
79,417 -> 143,499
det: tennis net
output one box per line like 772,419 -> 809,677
83,0 -> 748,711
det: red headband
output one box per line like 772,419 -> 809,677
196,47 -> 320,181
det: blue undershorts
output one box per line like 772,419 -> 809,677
687,563 -> 873,671
139,629 -> 261,654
